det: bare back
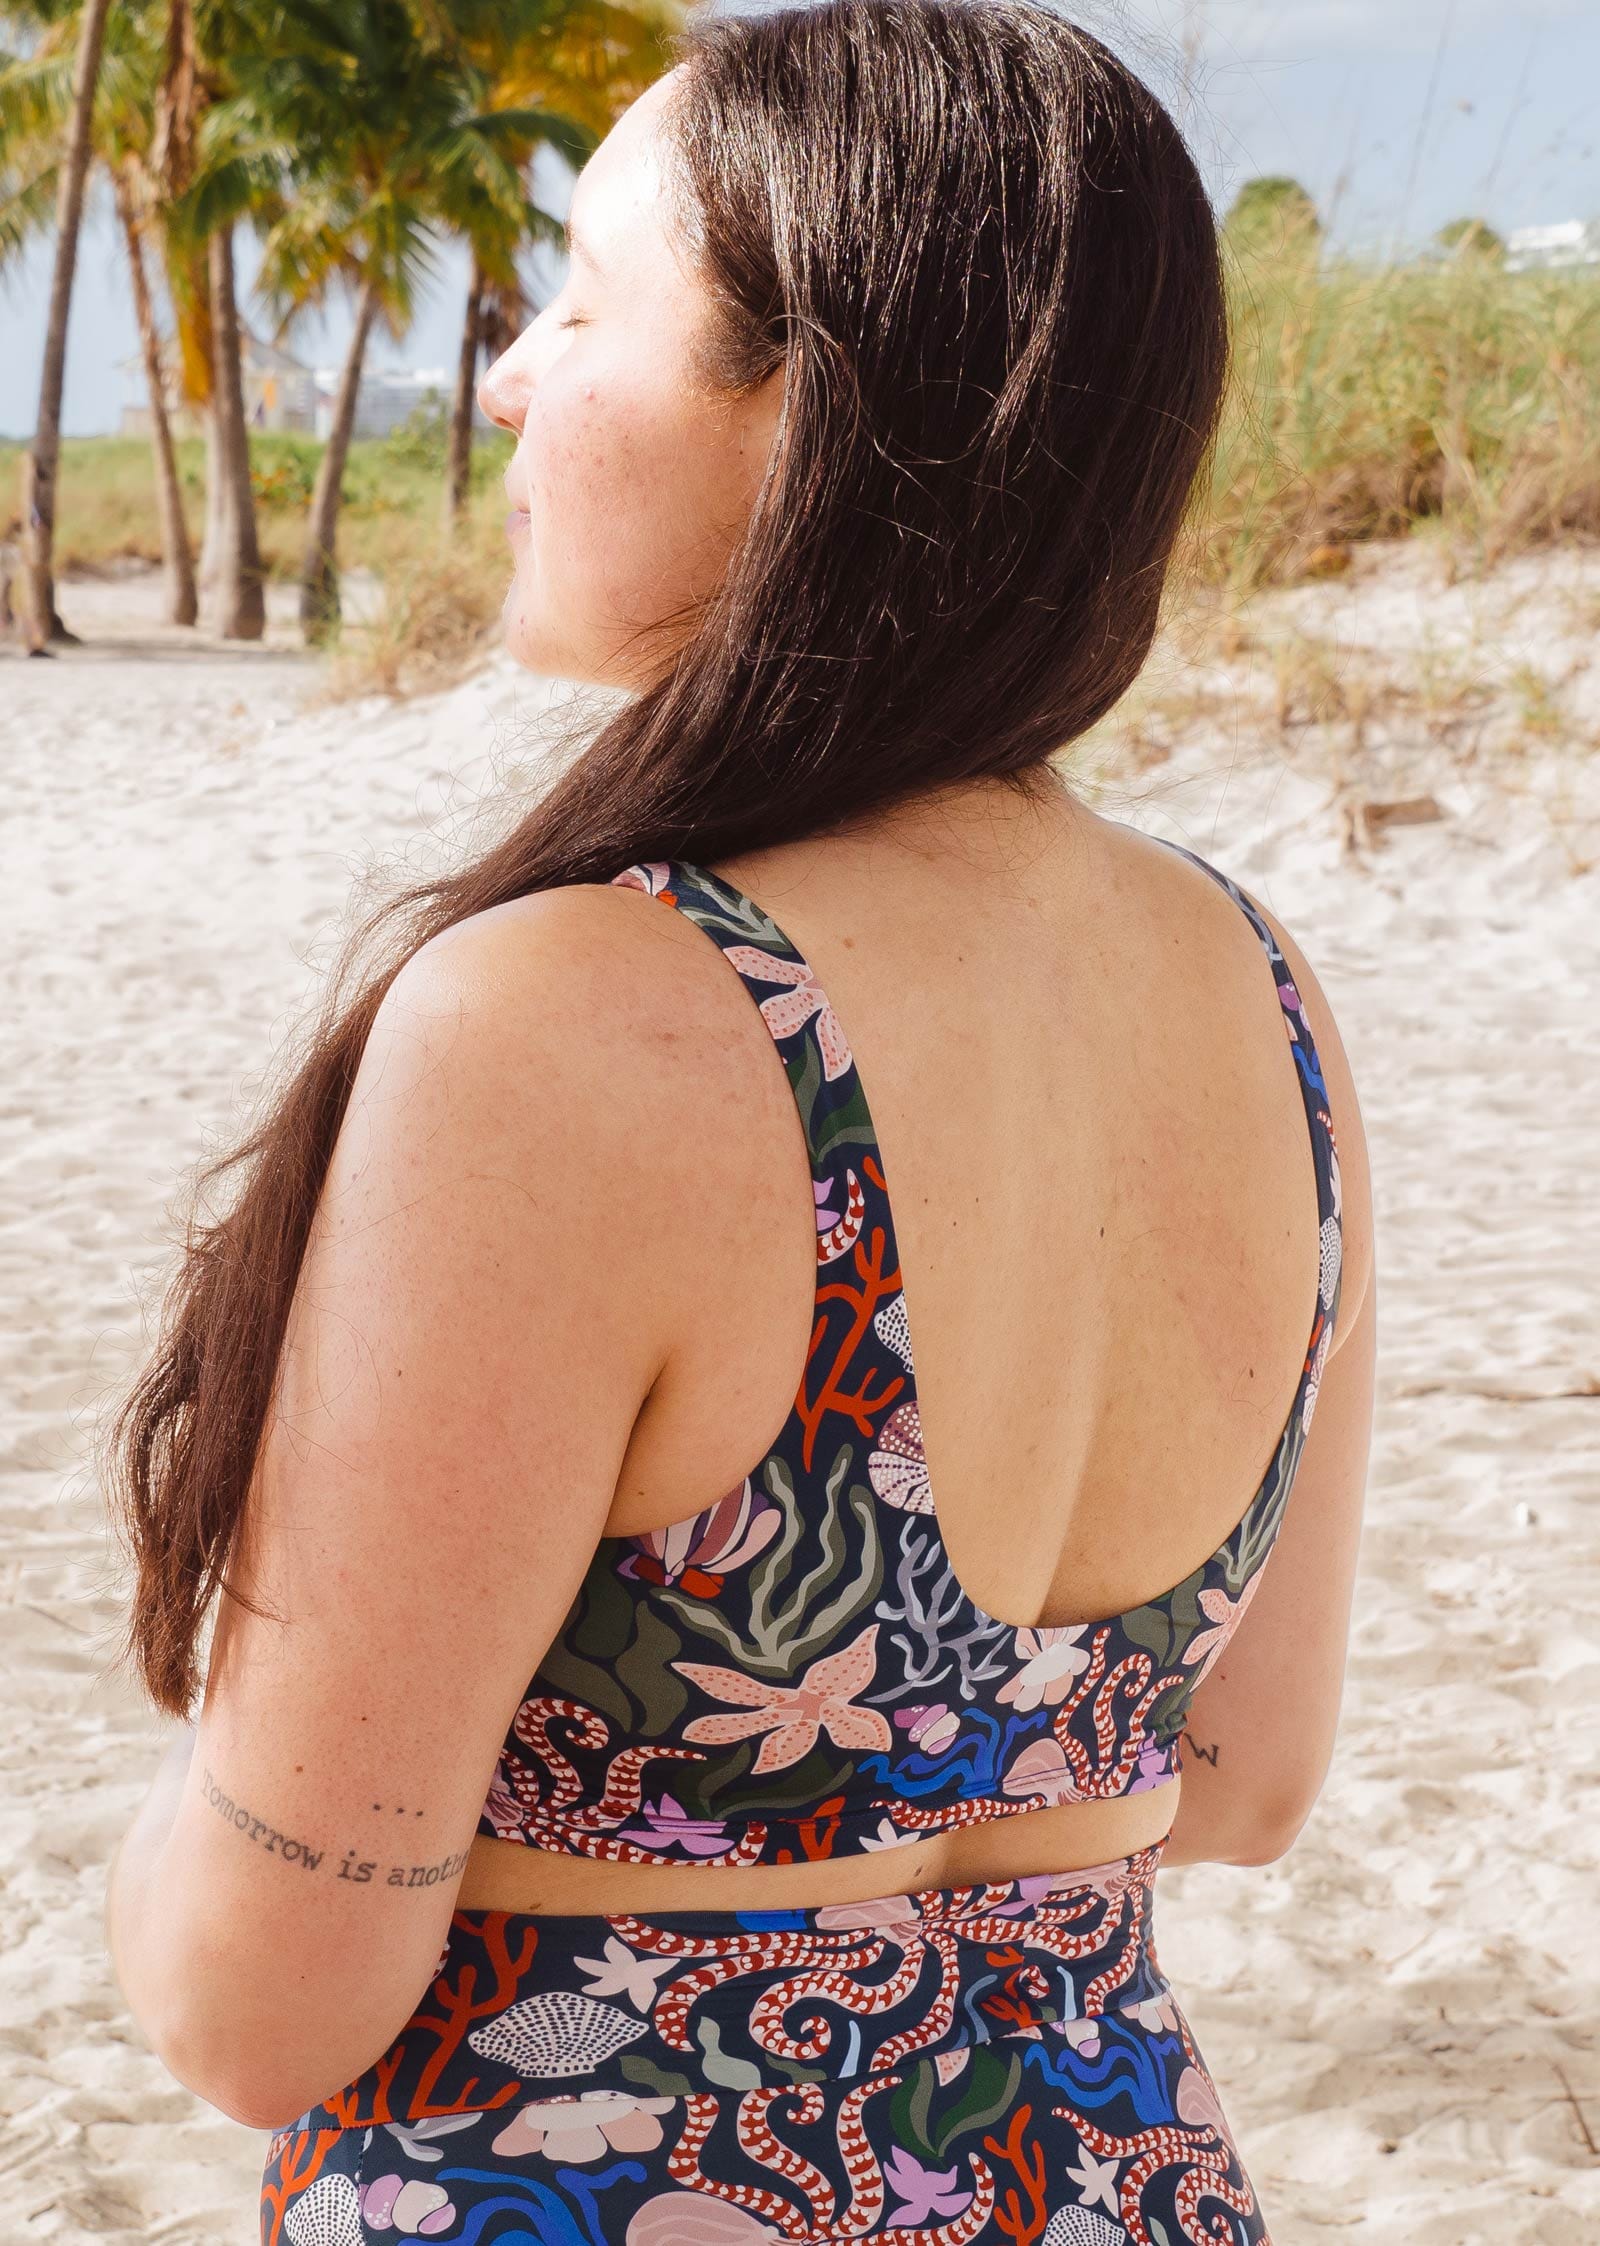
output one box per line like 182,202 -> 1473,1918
459,778 -> 1374,1914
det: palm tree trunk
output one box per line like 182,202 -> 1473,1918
115,165 -> 197,628
206,224 -> 265,641
200,407 -> 227,590
300,272 -> 379,642
17,0 -> 113,653
443,259 -> 484,531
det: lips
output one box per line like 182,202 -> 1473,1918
502,471 -> 531,534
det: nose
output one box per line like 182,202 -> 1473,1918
476,340 -> 525,438
471,325 -> 534,437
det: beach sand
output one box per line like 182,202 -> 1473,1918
2,547 -> 1596,2241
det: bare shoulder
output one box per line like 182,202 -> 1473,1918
370,877 -> 730,1125
383,876 -> 698,1047
357,873 -> 768,1270
1243,889 -> 1375,1349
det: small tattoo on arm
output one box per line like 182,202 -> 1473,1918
201,1763 -> 326,1869
200,1765 -> 469,1889
1188,1740 -> 1221,1767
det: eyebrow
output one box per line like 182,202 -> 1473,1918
564,210 -> 603,278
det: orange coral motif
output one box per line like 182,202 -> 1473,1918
672,1624 -> 893,1773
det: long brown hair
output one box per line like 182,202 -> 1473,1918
107,0 -> 1229,1716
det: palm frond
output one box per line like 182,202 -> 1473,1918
0,152 -> 58,270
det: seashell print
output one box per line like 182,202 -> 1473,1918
627,2191 -> 783,2244
467,1988 -> 648,2077
612,861 -> 676,899
1301,1319 -> 1333,1438
1176,2063 -> 1229,2132
284,2172 -> 363,2246
618,1480 -> 782,1594
868,1400 -> 933,1512
1319,1212 -> 1341,1308
895,1700 -> 961,1755
873,1290 -> 915,1373
395,2182 -> 454,2237
1000,1735 -> 1084,1803
1043,2210 -> 1124,2246
359,2173 -> 403,2230
814,1891 -> 923,1943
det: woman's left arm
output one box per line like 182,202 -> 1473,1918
104,886 -> 693,2132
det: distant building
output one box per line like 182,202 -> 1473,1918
311,363 -> 493,442
120,329 -> 318,437
1505,219 -> 1600,273
120,328 -> 493,442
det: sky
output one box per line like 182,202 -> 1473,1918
3,0 -> 1597,439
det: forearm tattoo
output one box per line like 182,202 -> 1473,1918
199,1765 -> 471,1888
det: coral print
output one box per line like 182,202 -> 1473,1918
263,1849 -> 1272,2245
265,844 -> 1337,2244
468,855 -> 1341,1872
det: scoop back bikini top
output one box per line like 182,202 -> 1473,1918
475,836 -> 1344,1867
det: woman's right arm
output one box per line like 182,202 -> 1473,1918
1163,901 -> 1378,1869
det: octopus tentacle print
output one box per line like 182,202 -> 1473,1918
263,1851 -> 1268,2245
466,853 -> 1340,1876
262,838 -> 1327,2243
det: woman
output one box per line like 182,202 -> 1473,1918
104,5 -> 1375,2242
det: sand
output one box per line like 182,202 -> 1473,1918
2,545 -> 1596,2242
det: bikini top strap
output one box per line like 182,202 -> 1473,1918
1144,833 -> 1344,1359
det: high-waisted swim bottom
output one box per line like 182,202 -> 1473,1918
260,1841 -> 1267,2244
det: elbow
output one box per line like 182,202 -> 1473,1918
1221,1788 -> 1317,1866
108,1938 -> 306,2132
146,2008 -> 316,2134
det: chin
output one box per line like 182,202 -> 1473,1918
500,598 -> 564,680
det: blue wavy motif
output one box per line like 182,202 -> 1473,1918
436,2159 -> 642,2245
860,1705 -> 1047,1803
1014,2023 -> 1184,2126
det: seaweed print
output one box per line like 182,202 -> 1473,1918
264,837 -> 1319,2245
264,1851 -> 1270,2245
471,854 -> 1341,1868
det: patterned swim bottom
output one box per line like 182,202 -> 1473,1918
261,1842 -> 1267,2244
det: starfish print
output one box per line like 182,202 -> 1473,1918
1065,2144 -> 1122,2215
722,945 -> 853,1079
1183,1572 -> 1262,1671
571,1933 -> 681,2012
673,1624 -> 893,1773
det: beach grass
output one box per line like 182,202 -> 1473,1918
1206,251 -> 1600,588
7,254 -> 1598,695
0,422 -> 516,581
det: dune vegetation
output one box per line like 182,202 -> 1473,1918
12,246 -> 1598,695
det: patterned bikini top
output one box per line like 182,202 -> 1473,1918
476,836 -> 1343,1866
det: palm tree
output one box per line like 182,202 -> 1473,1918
7,0 -> 203,627
114,158 -> 199,623
231,0 -> 600,640
155,0 -> 268,638
432,0 -> 676,530
14,0 -> 110,652
1,0 -> 254,634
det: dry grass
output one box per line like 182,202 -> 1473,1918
0,423 -> 514,580
1206,251 -> 1600,589
322,502 -> 508,700
8,254 -> 1599,700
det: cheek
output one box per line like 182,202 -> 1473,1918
525,375 -> 729,614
